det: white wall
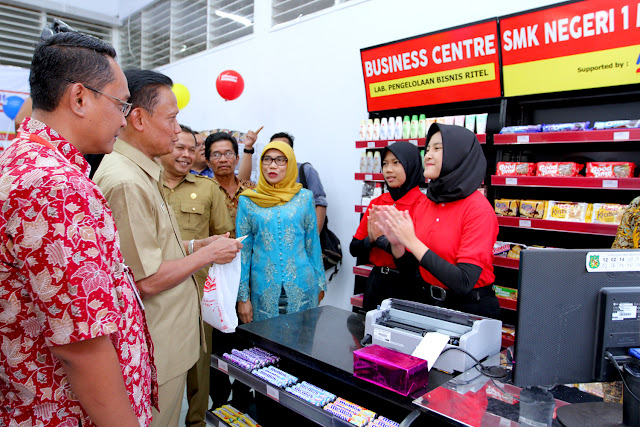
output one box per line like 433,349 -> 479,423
157,0 -> 562,310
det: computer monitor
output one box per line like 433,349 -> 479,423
514,248 -> 640,386
513,248 -> 640,425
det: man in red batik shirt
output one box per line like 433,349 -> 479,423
0,32 -> 157,426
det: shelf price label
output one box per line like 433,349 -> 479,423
217,360 -> 228,373
367,141 -> 376,148
505,178 -> 518,185
519,219 -> 532,228
266,385 -> 280,401
602,180 -> 619,188
409,139 -> 418,146
614,131 -> 630,141
365,174 -> 373,181
516,135 -> 529,143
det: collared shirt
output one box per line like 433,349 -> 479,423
190,166 -> 214,178
163,173 -> 233,289
94,139 -> 201,385
0,118 -> 157,426
210,175 -> 256,238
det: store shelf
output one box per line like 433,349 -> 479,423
205,411 -> 230,427
355,138 -> 425,148
353,264 -> 373,277
491,175 -> 640,190
496,215 -> 618,236
210,355 -> 352,427
355,134 -> 485,148
355,173 -> 384,182
494,128 -> 640,145
355,205 -> 368,213
502,335 -> 515,349
492,256 -> 519,270
497,295 -> 517,311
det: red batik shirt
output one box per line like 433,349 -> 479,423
0,118 -> 158,426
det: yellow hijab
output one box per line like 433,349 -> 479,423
240,140 -> 303,208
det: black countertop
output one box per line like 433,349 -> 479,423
236,305 -> 451,412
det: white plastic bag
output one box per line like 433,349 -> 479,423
202,253 -> 241,333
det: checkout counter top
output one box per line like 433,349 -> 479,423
231,306 -> 608,426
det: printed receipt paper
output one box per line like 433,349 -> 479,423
412,332 -> 450,370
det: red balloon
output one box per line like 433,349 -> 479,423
216,70 -> 244,101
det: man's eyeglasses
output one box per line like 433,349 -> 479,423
262,156 -> 288,166
210,151 -> 236,160
66,79 -> 132,116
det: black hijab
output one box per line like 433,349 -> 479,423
382,141 -> 424,201
426,123 -> 486,203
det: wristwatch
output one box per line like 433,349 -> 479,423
243,147 -> 255,154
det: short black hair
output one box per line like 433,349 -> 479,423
29,32 -> 117,112
179,124 -> 197,145
124,69 -> 173,115
205,132 -> 238,159
270,132 -> 294,148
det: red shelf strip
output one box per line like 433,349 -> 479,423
353,265 -> 373,277
355,205 -> 368,213
355,173 -> 385,181
492,256 -> 520,270
491,175 -> 640,190
350,293 -> 364,308
497,295 -> 518,311
496,215 -> 618,236
494,129 -> 640,145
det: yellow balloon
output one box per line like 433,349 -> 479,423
172,83 -> 190,110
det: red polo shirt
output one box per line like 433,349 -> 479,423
354,187 -> 426,268
413,191 -> 497,289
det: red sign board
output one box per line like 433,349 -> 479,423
501,0 -> 640,96
360,20 -> 501,112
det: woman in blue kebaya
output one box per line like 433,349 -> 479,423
236,140 -> 325,323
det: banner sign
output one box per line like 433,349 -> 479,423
501,0 -> 640,96
360,20 -> 501,111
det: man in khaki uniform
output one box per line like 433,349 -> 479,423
159,125 -> 233,427
94,69 -> 242,427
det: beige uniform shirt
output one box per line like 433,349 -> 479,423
94,139 -> 201,385
163,173 -> 233,291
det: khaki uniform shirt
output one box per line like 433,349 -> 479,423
211,176 -> 256,238
163,173 -> 233,291
94,139 -> 201,385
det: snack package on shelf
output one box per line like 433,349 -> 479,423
494,199 -> 519,216
493,241 -> 511,257
593,119 -> 640,130
519,200 -> 546,218
507,244 -> 526,259
585,162 -> 636,178
541,122 -> 589,132
544,201 -> 590,222
499,124 -> 542,134
587,203 -> 627,225
496,162 -> 536,176
494,285 -> 518,300
536,162 -> 583,177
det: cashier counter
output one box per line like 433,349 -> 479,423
208,303 -> 610,426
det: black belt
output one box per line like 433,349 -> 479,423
374,266 -> 401,275
430,284 -> 495,302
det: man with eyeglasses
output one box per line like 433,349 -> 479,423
0,32 -> 156,426
158,124 -> 233,427
93,69 -> 242,427
204,131 -> 258,236
191,127 -> 261,181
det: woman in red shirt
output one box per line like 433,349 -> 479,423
379,124 -> 500,318
350,141 -> 426,310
